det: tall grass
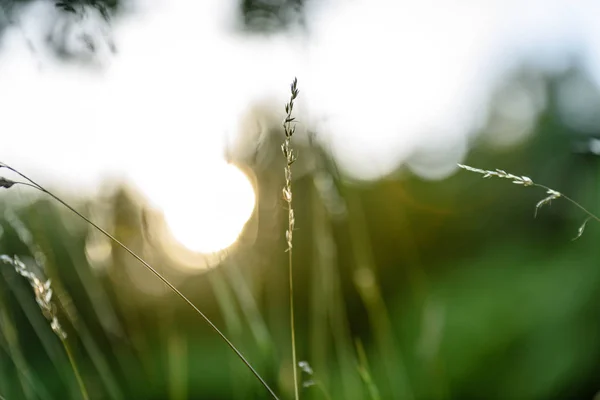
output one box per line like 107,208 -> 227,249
0,78 -> 304,399
4,149 -> 589,399
0,161 -> 280,398
281,77 -> 300,400
2,83 -> 573,400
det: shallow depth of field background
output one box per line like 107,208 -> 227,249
1,1 -> 600,399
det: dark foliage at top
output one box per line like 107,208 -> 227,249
54,0 -> 116,20
1,0 -> 306,31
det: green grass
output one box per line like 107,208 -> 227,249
1,89 -> 600,399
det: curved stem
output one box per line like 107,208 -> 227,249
2,164 -> 279,400
13,182 -> 41,190
535,183 -> 600,223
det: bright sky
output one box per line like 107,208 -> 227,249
1,0 -> 599,254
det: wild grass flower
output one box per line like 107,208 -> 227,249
0,255 -> 66,340
282,77 -> 299,253
282,77 -> 300,400
0,253 -> 89,399
457,163 -> 600,239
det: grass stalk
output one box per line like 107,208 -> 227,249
0,305 -> 43,400
355,339 -> 381,400
345,192 -> 413,400
208,270 -> 248,399
288,249 -> 298,399
310,172 -> 363,399
61,340 -> 90,400
224,258 -> 273,356
282,77 -> 300,400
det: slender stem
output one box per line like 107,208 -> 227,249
13,182 -> 40,190
62,339 -> 89,400
1,164 -> 280,400
534,183 -> 600,223
289,247 -> 299,400
355,339 -> 381,400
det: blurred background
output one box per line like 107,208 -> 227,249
1,0 -> 600,399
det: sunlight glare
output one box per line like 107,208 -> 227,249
161,163 -> 255,254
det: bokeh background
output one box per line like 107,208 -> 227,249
1,0 -> 600,399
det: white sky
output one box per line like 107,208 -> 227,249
1,0 -> 599,252
1,0 -> 598,185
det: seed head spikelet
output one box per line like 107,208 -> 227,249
458,163 -> 600,239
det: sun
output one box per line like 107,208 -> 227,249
158,162 -> 256,255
